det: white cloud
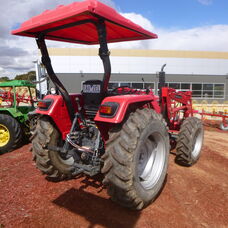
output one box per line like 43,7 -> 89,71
0,0 -> 80,78
0,67 -> 12,78
109,13 -> 154,49
151,25 -> 228,51
0,0 -> 228,78
109,13 -> 228,52
122,13 -> 155,31
197,0 -> 213,5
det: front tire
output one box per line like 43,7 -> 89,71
220,121 -> 228,131
0,114 -> 22,153
175,117 -> 204,166
102,109 -> 170,210
32,116 -> 75,181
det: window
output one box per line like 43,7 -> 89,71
144,83 -> 154,89
120,82 -> 131,87
214,91 -> 224,98
169,83 -> 180,89
192,83 -> 225,99
108,81 -> 155,91
214,84 -> 225,98
192,90 -> 202,97
203,84 -> 213,90
202,84 -> 213,98
108,82 -> 119,90
132,82 -> 143,89
157,82 -> 225,99
192,83 -> 202,98
181,83 -> 190,90
0,87 -> 13,107
192,83 -> 202,90
108,81 -> 225,99
15,86 -> 32,106
214,84 -> 224,90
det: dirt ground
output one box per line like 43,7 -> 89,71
0,125 -> 227,228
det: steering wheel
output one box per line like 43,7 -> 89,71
111,86 -> 131,94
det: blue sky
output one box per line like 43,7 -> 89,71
114,0 -> 228,29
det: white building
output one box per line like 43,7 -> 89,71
40,48 -> 228,105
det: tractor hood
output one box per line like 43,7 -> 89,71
11,0 -> 157,44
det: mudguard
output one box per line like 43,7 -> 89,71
94,94 -> 160,124
0,108 -> 27,123
35,94 -> 82,139
0,108 -> 20,118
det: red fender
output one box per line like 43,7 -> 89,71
94,94 -> 160,124
35,94 -> 82,139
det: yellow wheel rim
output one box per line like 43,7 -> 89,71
0,124 -> 10,147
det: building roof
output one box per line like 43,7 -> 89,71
12,0 -> 157,44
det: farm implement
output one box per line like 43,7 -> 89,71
0,80 -> 36,153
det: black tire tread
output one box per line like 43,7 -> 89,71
102,109 -> 168,210
0,114 -> 22,153
32,116 -> 74,181
175,117 -> 203,166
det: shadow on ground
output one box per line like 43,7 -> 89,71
53,187 -> 141,228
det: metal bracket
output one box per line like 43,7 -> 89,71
96,19 -> 111,93
36,36 -> 75,122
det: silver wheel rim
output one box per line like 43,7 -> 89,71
192,128 -> 203,158
220,122 -> 228,131
137,132 -> 166,190
58,155 -> 74,165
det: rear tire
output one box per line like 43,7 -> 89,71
102,109 -> 170,210
32,116 -> 75,181
0,114 -> 22,153
175,117 -> 204,166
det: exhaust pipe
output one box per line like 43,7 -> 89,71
159,64 -> 166,103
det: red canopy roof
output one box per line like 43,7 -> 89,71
11,0 -> 157,44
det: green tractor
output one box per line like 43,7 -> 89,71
0,80 -> 37,153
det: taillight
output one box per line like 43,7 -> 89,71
99,106 -> 112,114
99,102 -> 119,117
37,99 -> 53,110
37,101 -> 47,108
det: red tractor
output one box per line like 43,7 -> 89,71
12,0 -> 204,210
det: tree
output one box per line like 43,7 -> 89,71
14,71 -> 36,81
0,76 -> 10,82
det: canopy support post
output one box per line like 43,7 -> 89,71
96,19 -> 111,94
36,35 -> 75,122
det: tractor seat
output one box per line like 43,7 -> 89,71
82,80 -> 104,119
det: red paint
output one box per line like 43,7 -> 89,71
11,0 -> 196,139
161,87 -> 193,131
11,0 -> 157,44
199,111 -> 228,128
94,94 -> 159,124
35,94 -> 83,139
35,87 -> 194,140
